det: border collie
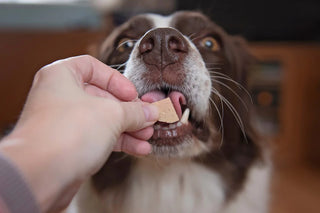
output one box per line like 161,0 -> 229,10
67,11 -> 271,213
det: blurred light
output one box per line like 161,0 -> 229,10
257,91 -> 274,107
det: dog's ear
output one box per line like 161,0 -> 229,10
224,35 -> 254,87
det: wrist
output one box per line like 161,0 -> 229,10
0,153 -> 40,213
0,130 -> 79,212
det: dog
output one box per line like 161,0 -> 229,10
67,11 -> 271,213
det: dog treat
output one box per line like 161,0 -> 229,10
152,98 -> 179,123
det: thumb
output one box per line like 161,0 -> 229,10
119,101 -> 159,132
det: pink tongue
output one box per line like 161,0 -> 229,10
141,91 -> 186,119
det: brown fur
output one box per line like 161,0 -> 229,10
68,11 -> 270,213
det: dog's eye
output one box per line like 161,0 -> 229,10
118,38 -> 135,52
200,37 -> 220,51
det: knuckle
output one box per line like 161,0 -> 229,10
33,70 -> 42,83
79,54 -> 92,59
78,54 -> 95,64
83,54 -> 93,60
33,67 -> 49,85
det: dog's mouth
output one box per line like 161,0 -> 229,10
141,88 -> 209,147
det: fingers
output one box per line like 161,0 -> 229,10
128,126 -> 154,140
69,55 -> 137,101
119,101 -> 159,132
114,134 -> 152,156
84,84 -> 118,101
41,55 -> 138,101
113,103 -> 156,156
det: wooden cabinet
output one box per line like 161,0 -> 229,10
250,43 -> 320,167
250,43 -> 320,213
0,30 -> 107,136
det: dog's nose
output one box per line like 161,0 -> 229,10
139,28 -> 188,70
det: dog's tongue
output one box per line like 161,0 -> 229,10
141,91 -> 186,119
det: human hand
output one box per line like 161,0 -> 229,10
0,55 -> 158,212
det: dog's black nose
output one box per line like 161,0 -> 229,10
139,28 -> 188,71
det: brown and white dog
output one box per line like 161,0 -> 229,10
67,11 -> 271,213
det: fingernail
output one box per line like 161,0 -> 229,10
143,104 -> 159,122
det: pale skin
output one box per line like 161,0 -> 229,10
0,55 -> 159,213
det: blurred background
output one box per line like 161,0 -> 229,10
0,0 -> 319,212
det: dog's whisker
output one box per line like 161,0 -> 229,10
209,73 -> 253,104
208,97 -> 223,131
190,35 -> 203,42
211,79 -> 249,111
211,88 -> 225,138
209,95 -> 224,147
216,94 -> 242,127
211,89 -> 247,137
207,67 -> 223,70
208,70 -> 232,78
118,64 -> 126,70
205,62 -> 225,65
217,90 -> 225,129
187,32 -> 198,40
109,62 -> 127,68
109,62 -> 127,73
109,64 -> 124,67
213,92 -> 248,143
210,95 -> 224,129
206,64 -> 225,69
214,77 -> 253,105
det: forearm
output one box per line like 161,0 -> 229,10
0,108 -> 119,213
0,124 -> 102,213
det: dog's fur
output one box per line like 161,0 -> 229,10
67,11 -> 271,213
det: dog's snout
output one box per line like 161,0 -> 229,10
139,28 -> 188,70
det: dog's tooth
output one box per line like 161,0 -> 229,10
154,124 -> 161,130
180,108 -> 190,124
165,131 -> 172,137
172,130 -> 177,137
177,122 -> 182,127
169,124 -> 176,129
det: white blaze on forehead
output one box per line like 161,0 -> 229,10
146,14 -> 172,28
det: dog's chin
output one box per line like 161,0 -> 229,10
148,118 -> 212,159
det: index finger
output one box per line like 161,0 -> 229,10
65,55 -> 137,101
